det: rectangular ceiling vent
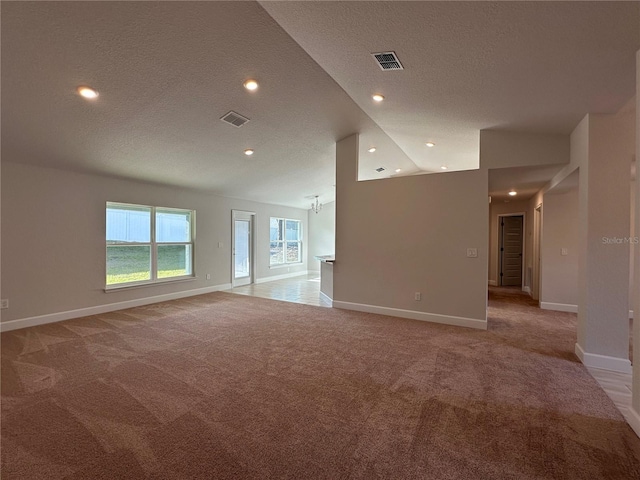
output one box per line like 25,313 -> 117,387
375,167 -> 386,173
220,111 -> 250,128
372,51 -> 403,71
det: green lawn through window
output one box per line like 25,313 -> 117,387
106,245 -> 189,285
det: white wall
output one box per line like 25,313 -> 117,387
576,112 -> 633,361
632,49 -> 640,423
334,134 -> 488,329
631,179 -> 636,311
307,200 -> 335,272
488,199 -> 529,287
541,188 -> 579,309
0,162 -> 309,323
480,131 -> 569,169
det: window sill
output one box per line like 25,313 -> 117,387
269,263 -> 304,270
104,276 -> 197,292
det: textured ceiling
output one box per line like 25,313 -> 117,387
489,165 -> 566,202
262,1 -> 640,174
2,1 -> 639,208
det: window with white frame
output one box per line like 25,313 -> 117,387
106,202 -> 194,287
269,217 -> 302,266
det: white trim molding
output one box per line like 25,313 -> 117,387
575,343 -> 632,374
255,270 -> 309,284
488,280 -> 498,287
332,300 -> 487,330
628,407 -> 640,439
0,283 -> 232,332
522,286 -> 531,295
541,302 -> 577,313
541,303 -> 634,318
319,291 -> 333,307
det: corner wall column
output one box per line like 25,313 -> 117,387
576,112 -> 632,373
630,49 -> 640,437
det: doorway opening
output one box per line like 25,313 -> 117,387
232,210 -> 255,287
499,214 -> 525,287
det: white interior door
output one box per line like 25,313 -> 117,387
232,211 -> 254,287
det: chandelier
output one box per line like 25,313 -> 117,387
311,196 -> 323,214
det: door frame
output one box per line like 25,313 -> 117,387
231,210 -> 256,287
497,212 -> 526,288
532,204 -> 543,301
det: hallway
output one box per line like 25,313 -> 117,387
489,286 -> 634,430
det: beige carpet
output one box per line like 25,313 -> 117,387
2,288 -> 640,479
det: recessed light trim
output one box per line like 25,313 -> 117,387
244,149 -> 254,156
440,165 -> 448,170
372,94 -> 385,102
243,79 -> 258,91
395,168 -> 402,173
508,190 -> 517,196
77,86 -> 98,99
426,142 -> 435,148
368,147 -> 376,153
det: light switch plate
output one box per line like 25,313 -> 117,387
467,248 -> 478,258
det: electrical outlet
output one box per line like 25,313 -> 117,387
1,299 -> 8,309
414,292 -> 421,301
206,274 -> 211,280
561,248 -> 568,256
467,248 -> 478,258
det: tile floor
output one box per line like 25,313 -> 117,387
227,273 -> 332,307
587,366 -> 635,424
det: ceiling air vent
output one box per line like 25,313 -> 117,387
220,111 -> 250,128
375,167 -> 386,173
371,51 -> 403,71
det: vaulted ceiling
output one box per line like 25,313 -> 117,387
2,1 -> 639,208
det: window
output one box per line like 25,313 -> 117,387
270,217 -> 302,266
106,202 -> 194,287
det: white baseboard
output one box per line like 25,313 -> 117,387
255,270 -> 309,284
575,343 -> 632,374
0,283 -> 232,333
319,291 -> 333,306
541,302 -> 578,313
332,300 -> 487,330
488,280 -> 498,287
541,303 -> 634,318
628,407 -> 640,439
522,286 -> 531,295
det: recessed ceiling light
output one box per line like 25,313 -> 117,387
372,94 -> 385,102
243,79 -> 258,91
508,190 -> 517,196
395,168 -> 402,173
426,142 -> 435,148
440,165 -> 448,170
368,147 -> 376,153
244,149 -> 254,156
77,86 -> 98,99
